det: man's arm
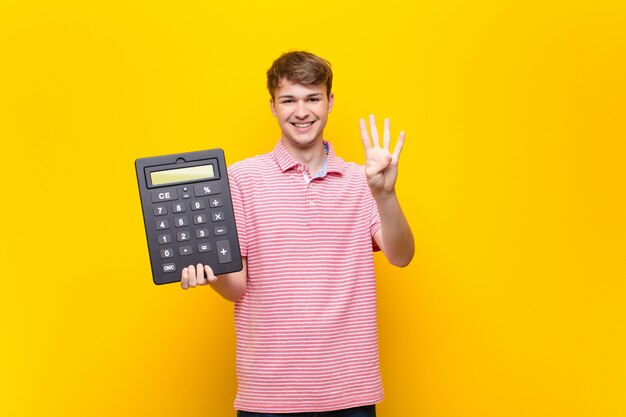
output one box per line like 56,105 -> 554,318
361,115 -> 415,267
180,258 -> 247,302
373,195 -> 414,267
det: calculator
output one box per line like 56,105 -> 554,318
135,149 -> 242,285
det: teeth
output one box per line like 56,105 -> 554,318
294,122 -> 313,128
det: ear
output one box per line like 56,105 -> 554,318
327,93 -> 334,113
270,98 -> 277,118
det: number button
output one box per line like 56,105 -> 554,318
191,200 -> 205,211
177,231 -> 190,242
194,214 -> 208,225
211,212 -> 225,222
174,216 -> 189,227
153,205 -> 168,216
160,248 -> 174,259
156,219 -> 170,230
158,234 -> 172,244
172,203 -> 186,213
195,228 -> 209,239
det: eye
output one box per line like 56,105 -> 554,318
281,99 -> 294,104
308,98 -> 320,102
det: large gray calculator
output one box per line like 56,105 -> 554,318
135,149 -> 242,285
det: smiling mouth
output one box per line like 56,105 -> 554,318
291,121 -> 315,128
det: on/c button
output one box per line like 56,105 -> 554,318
162,263 -> 176,273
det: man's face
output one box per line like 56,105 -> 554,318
270,79 -> 334,149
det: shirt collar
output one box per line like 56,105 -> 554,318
272,140 -> 344,175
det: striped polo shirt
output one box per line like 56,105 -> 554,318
228,140 -> 383,413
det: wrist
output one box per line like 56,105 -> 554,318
371,188 -> 397,203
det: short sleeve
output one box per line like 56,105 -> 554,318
228,168 -> 248,257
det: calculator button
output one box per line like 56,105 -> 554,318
195,228 -> 209,239
162,263 -> 177,273
160,248 -> 174,259
216,240 -> 232,264
157,234 -> 172,244
214,226 -> 227,236
181,188 -> 192,199
194,183 -> 220,196
174,216 -> 189,227
209,198 -> 223,208
156,219 -> 170,230
211,212 -> 225,222
172,203 -> 186,213
177,231 -> 191,242
198,242 -> 211,253
193,214 -> 208,225
179,246 -> 193,256
151,189 -> 178,203
191,200 -> 205,211
153,205 -> 168,216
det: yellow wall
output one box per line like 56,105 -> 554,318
1,1 -> 625,416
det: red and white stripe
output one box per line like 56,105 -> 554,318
228,140 -> 383,413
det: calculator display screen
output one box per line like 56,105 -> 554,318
150,164 -> 215,186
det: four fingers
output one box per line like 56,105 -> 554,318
181,263 -> 217,289
360,115 -> 406,161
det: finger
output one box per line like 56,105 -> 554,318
383,118 -> 390,150
188,264 -> 197,288
359,118 -> 372,150
205,265 -> 217,284
181,267 -> 189,290
369,114 -> 380,147
392,131 -> 406,161
196,263 -> 207,286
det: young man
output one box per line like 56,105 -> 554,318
180,51 -> 414,416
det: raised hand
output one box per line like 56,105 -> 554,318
359,114 -> 405,195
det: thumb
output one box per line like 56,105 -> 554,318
379,154 -> 392,170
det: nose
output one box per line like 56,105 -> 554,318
294,100 -> 309,119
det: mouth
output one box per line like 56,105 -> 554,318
291,121 -> 316,130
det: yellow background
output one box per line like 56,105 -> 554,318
1,1 -> 625,416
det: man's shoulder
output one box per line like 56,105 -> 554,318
335,157 -> 366,180
228,151 -> 274,178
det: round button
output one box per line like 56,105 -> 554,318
309,201 -> 315,207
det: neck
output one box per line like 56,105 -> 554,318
280,137 -> 327,175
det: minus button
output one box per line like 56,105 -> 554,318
214,226 -> 228,236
